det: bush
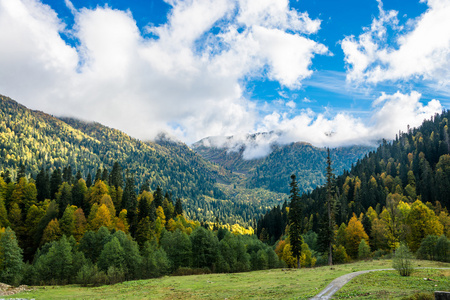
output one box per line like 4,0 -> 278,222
393,243 -> 414,276
107,266 -> 125,285
333,245 -> 350,264
372,249 -> 388,259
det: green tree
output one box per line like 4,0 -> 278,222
324,148 -> 335,265
417,235 -> 439,260
60,205 -> 77,238
0,227 -> 23,285
123,174 -> 138,235
141,241 -> 170,278
72,178 -> 87,213
393,243 -> 414,276
98,237 -> 125,272
160,229 -> 192,271
435,235 -> 450,262
174,198 -> 183,216
56,182 -> 72,218
50,168 -> 62,200
358,239 -> 371,259
190,227 -> 218,270
34,235 -> 73,284
288,174 -> 303,269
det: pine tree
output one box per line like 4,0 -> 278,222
35,167 -> 50,202
324,148 -> 336,265
109,161 -> 123,189
123,173 -> 138,235
288,174 -> 303,268
85,173 -> 92,188
153,185 -> 164,208
50,168 -> 62,200
175,198 -> 183,216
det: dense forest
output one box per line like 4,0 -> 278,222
0,165 -> 282,286
258,112 -> 450,265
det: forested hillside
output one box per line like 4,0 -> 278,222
0,96 -> 289,226
0,95 -> 224,200
258,112 -> 450,265
193,139 -> 372,194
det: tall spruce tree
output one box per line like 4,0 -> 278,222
288,174 -> 303,269
123,173 -> 138,235
324,148 -> 336,265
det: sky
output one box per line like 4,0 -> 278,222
0,0 -> 449,158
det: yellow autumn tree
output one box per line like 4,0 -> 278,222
41,218 -> 61,245
88,204 -> 113,231
73,208 -> 87,241
345,213 -> 369,258
281,243 -> 297,268
407,200 -> 444,252
88,180 -> 109,206
116,209 -> 129,233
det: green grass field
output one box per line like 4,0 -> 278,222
6,260 -> 450,300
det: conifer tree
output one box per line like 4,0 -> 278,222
85,173 -> 92,188
123,173 -> 138,235
288,174 -> 303,268
35,167 -> 50,202
319,148 -> 336,265
153,185 -> 164,208
50,168 -> 62,200
94,168 -> 102,183
109,161 -> 123,189
175,198 -> 183,216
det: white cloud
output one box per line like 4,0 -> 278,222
252,91 -> 441,150
342,0 -> 450,85
0,0 -> 326,143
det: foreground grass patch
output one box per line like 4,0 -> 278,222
335,265 -> 450,300
7,260 -> 450,300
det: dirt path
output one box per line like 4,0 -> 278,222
310,268 -> 394,300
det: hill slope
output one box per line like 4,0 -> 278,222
193,137 -> 372,194
0,95 -> 225,200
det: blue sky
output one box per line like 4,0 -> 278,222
0,0 -> 449,156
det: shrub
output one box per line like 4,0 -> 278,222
393,243 -> 414,276
107,266 -> 125,285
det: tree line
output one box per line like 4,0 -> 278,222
0,163 -> 282,286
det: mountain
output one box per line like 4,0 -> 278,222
193,136 -> 373,194
0,95 -> 225,198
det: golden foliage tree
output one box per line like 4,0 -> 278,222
345,213 -> 369,258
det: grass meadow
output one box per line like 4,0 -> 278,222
6,259 -> 450,300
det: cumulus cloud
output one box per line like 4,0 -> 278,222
342,0 -> 450,85
0,0 -> 326,143
200,90 -> 442,159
